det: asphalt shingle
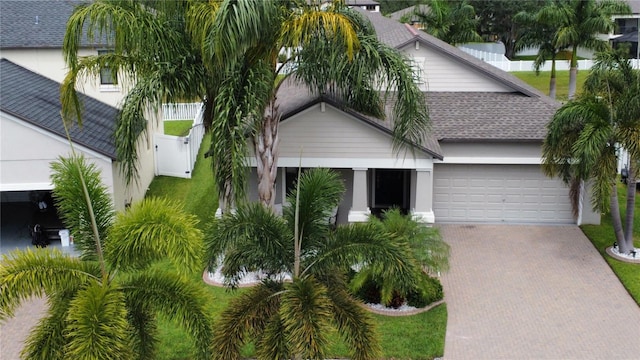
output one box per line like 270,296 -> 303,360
0,0 -> 104,49
1,59 -> 118,159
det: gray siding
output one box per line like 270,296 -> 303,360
401,44 -> 513,92
279,104 -> 403,159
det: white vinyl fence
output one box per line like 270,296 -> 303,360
161,102 -> 202,121
155,103 -> 205,179
458,46 -> 640,72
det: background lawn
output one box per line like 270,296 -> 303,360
512,70 -> 588,102
163,120 -> 194,136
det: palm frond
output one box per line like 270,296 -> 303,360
206,203 -> 292,287
105,197 -> 203,275
280,276 -> 333,359
64,282 -> 134,359
327,287 -> 381,360
50,155 -> 114,260
21,294 -> 71,360
212,281 -> 283,360
121,269 -> 214,360
0,249 -> 101,320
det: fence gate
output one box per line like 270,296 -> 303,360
155,134 -> 193,178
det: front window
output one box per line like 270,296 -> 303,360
98,49 -> 117,86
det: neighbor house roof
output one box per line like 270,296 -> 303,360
353,7 -> 555,101
352,7 -> 560,142
274,79 -> 443,159
0,0 -> 105,49
0,59 -> 118,159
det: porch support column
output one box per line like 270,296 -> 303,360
348,167 -> 370,222
413,168 -> 435,224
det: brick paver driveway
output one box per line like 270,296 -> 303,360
439,225 -> 640,360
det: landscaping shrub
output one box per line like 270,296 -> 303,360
406,274 -> 443,308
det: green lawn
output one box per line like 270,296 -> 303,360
145,133 -> 447,359
163,120 -> 194,136
512,70 -> 589,102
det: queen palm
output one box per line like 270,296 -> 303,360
515,0 -> 568,99
549,0 -> 630,99
208,168 -> 424,359
63,0 -> 430,209
0,155 -> 213,359
542,49 -> 640,255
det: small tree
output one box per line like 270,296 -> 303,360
542,49 -> 639,254
0,155 -> 213,359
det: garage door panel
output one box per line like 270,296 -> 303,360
434,164 -> 574,224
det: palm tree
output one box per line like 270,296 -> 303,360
63,0 -> 430,209
515,0 -> 568,99
542,49 -> 640,255
549,0 -> 630,99
0,155 -> 213,359
207,168 -> 425,359
410,0 -> 483,45
62,0 -> 220,186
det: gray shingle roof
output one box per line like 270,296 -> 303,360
275,78 -> 443,159
427,92 -> 560,142
1,59 -> 118,159
0,0 -> 104,49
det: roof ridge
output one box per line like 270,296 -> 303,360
404,23 -> 419,36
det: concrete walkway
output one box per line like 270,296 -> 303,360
440,225 -> 640,360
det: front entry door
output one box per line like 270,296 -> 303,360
370,169 -> 410,216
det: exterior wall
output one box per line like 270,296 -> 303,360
270,103 -> 434,169
1,49 -> 161,210
0,114 -> 116,197
0,48 -> 125,108
399,42 -> 513,92
438,142 -> 543,164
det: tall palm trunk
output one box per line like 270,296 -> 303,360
568,46 -> 579,99
622,161 -> 637,253
549,57 -> 557,99
610,180 -> 630,253
254,99 -> 281,208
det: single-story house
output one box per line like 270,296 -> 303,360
239,8 -> 600,226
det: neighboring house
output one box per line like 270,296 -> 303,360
0,1 -> 158,211
240,8 -> 600,226
611,0 -> 640,59
346,0 -> 380,12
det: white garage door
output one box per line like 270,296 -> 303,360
433,164 -> 574,224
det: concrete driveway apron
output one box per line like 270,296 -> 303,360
439,224 -> 640,360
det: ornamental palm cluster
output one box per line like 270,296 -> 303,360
207,168 -> 439,359
0,155 -> 213,359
